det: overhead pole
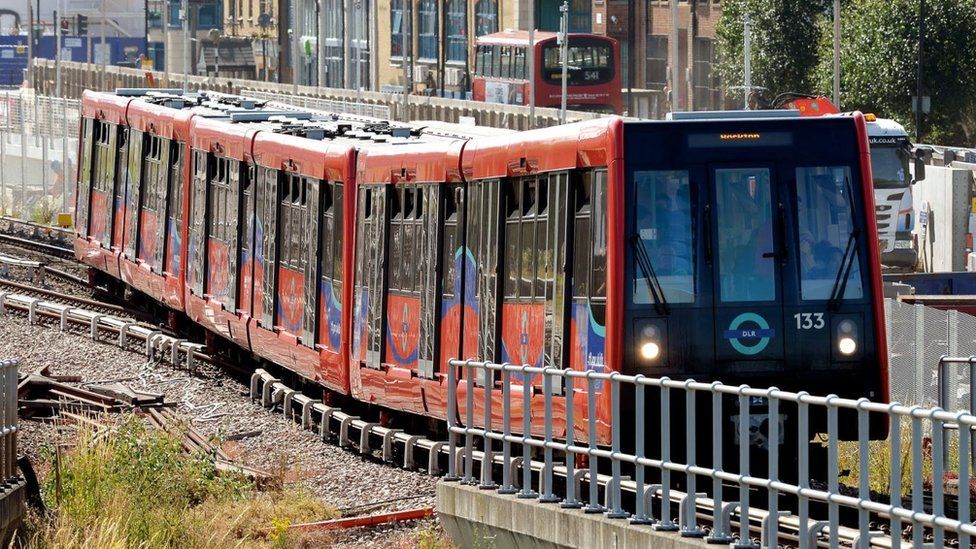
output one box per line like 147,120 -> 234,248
401,0 -> 409,121
558,1 -> 568,124
528,0 -> 535,127
743,15 -> 751,109
832,0 -> 840,108
915,0 -> 925,143
100,0 -> 106,85
181,0 -> 189,92
669,0 -> 679,111
55,4 -> 62,98
162,0 -> 169,85
291,0 -> 300,92
26,1 -> 33,88
627,0 -> 634,115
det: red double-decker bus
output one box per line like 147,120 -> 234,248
471,31 -> 622,115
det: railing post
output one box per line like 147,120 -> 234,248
498,365 -> 516,494
888,406 -> 901,544
706,382 -> 732,542
911,409 -> 923,548
480,364 -> 497,490
680,380 -> 703,535
856,400 -> 870,548
654,378 -> 677,531
931,406 -> 945,548
583,371 -> 604,513
463,360 -> 475,484
517,366 -> 538,499
957,411 -> 971,549
606,373 -> 628,518
732,387 -> 756,548
827,396 -> 839,549
797,393 -> 811,548
539,367 -> 559,502
766,390 -> 780,548
445,358 -> 459,481
561,371 -> 581,508
631,376 -> 651,523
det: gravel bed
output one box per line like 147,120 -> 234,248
3,313 -> 444,547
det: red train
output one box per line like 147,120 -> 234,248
74,89 -> 888,445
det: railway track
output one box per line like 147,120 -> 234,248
0,220 -> 946,546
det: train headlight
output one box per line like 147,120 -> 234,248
838,336 -> 857,355
640,341 -> 660,361
835,318 -> 860,358
638,324 -> 663,363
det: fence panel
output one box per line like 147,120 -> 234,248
0,91 -> 79,219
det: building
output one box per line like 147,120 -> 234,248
273,0 -> 725,117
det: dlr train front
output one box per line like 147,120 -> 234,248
619,112 -> 888,436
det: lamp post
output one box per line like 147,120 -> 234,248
558,1 -> 568,124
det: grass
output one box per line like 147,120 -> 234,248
834,426 -> 965,498
24,415 -> 337,548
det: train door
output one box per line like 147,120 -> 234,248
707,165 -> 787,371
353,185 -> 388,369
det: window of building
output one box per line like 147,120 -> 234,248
418,0 -> 438,62
475,0 -> 497,36
168,0 -> 222,29
645,35 -> 668,89
693,37 -> 721,110
321,0 -> 344,86
350,0 -> 370,88
446,0 -> 467,64
391,0 -> 405,59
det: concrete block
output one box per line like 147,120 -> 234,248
438,481 -> 711,549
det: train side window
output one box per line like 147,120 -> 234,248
520,179 -> 537,298
320,184 -> 335,283
591,170 -> 608,299
476,46 -> 485,76
535,177 -> 551,299
404,187 -> 419,293
504,180 -> 520,298
573,177 -> 591,299
442,186 -> 459,298
389,187 -> 404,291
491,45 -> 501,78
795,166 -> 863,300
333,185 -> 344,293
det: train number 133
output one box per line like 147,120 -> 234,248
793,313 -> 825,330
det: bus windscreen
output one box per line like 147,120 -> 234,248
542,43 -> 614,85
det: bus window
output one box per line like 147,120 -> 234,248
633,170 -> 695,303
491,45 -> 501,78
500,46 -> 512,79
513,47 -> 526,80
714,168 -> 775,303
542,41 -> 614,85
795,166 -> 863,301
476,46 -> 486,76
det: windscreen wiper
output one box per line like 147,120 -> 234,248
827,176 -> 861,311
629,235 -> 670,315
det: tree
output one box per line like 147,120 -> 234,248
717,0 -> 831,106
818,0 -> 976,145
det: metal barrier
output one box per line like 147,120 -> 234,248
447,359 -> 976,548
243,90 -> 393,120
1,359 -> 18,486
0,91 -> 79,218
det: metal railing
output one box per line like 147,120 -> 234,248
243,90 -> 393,120
0,91 -> 79,218
1,359 -> 18,488
447,359 -> 976,548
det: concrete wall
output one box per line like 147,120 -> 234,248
912,165 -> 975,272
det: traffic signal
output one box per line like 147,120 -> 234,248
76,14 -> 88,36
